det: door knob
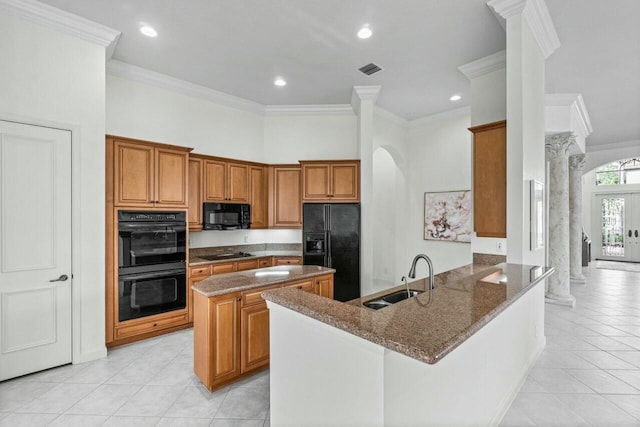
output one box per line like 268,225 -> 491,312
49,274 -> 69,282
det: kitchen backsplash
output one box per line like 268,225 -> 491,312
190,243 -> 302,258
189,228 -> 302,248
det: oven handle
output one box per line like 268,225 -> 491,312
119,222 -> 186,231
119,269 -> 186,281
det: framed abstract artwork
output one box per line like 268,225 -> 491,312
424,190 -> 472,242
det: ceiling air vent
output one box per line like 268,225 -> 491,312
358,63 -> 383,76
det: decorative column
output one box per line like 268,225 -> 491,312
569,154 -> 587,284
545,133 -> 575,307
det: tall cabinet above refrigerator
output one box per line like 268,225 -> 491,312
303,203 -> 360,302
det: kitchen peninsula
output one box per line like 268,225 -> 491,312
192,265 -> 334,391
263,262 -> 553,427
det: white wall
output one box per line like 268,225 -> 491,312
371,111 -> 409,294
469,68 -> 508,256
0,13 -> 107,362
263,113 -> 358,163
107,75 -> 265,162
405,113 -> 473,276
505,15 -> 546,267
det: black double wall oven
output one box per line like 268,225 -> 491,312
118,211 -> 187,322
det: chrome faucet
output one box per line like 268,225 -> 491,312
408,254 -> 435,290
401,275 -> 410,298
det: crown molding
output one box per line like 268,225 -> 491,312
587,139 -> 640,153
264,104 -> 354,116
458,50 -> 506,80
408,106 -> 471,129
374,106 -> 409,128
545,93 -> 593,136
107,60 -> 265,115
488,0 -> 560,59
0,0 -> 120,57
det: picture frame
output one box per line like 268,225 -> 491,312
530,180 -> 545,250
424,190 -> 472,243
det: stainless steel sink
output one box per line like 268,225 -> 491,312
363,290 -> 423,310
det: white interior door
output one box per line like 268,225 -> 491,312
0,120 -> 72,381
593,192 -> 640,262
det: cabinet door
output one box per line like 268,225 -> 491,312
316,275 -> 334,299
155,148 -> 188,206
212,262 -> 237,275
240,302 -> 270,372
204,160 -> 227,202
470,121 -> 506,238
227,162 -> 249,202
250,166 -> 268,228
331,162 -> 359,201
114,141 -> 154,206
188,158 -> 203,231
271,167 -> 302,228
211,295 -> 241,383
302,163 -> 331,200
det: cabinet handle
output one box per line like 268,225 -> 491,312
237,297 -> 241,301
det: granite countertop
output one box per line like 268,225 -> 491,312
262,263 -> 554,365
189,250 -> 302,266
192,265 -> 335,297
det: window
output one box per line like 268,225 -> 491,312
595,158 -> 640,185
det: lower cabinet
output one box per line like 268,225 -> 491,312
273,256 -> 302,266
193,273 -> 334,391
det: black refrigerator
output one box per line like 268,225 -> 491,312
303,203 -> 360,302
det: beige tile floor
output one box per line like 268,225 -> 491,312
500,264 -> 640,426
1,263 -> 638,426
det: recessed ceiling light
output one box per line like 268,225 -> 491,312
274,78 -> 287,87
139,25 -> 158,38
449,94 -> 462,101
357,26 -> 372,39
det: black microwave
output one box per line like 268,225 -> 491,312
203,203 -> 251,230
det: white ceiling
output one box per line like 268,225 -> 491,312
39,0 -> 640,148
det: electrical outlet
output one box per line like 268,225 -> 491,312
243,235 -> 249,243
496,241 -> 504,253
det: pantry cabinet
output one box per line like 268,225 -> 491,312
108,136 -> 191,208
300,160 -> 360,202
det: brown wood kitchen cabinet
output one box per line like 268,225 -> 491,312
188,156 -> 204,231
469,121 -> 506,238
268,165 -> 302,228
194,273 -> 334,391
301,160 -> 360,202
204,159 -> 249,203
249,166 -> 268,229
107,135 -> 191,208
273,256 -> 302,266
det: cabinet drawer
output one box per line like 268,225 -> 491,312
274,257 -> 301,266
242,284 -> 282,307
212,262 -> 237,275
237,259 -> 259,272
190,265 -> 212,277
258,258 -> 272,268
286,279 -> 314,293
115,312 -> 189,339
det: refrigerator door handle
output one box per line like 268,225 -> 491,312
326,231 -> 332,268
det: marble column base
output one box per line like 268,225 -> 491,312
571,276 -> 587,285
545,292 -> 576,307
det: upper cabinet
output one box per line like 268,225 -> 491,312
204,160 -> 249,203
269,165 -> 302,228
300,160 -> 360,202
469,121 -> 506,238
188,156 -> 204,231
250,166 -> 268,229
108,136 -> 191,208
